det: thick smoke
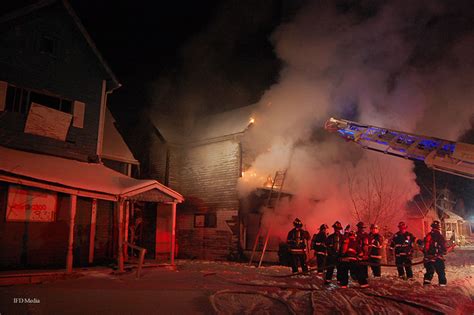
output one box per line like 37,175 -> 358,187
147,0 -> 280,125
239,0 -> 474,237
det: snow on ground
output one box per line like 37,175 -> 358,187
0,250 -> 473,314
181,250 -> 474,314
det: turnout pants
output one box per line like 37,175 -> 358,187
338,260 -> 359,286
369,257 -> 382,277
316,254 -> 327,273
358,262 -> 369,285
325,255 -> 338,281
290,253 -> 308,273
395,255 -> 413,278
424,259 -> 447,285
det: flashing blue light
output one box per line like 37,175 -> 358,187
418,139 -> 440,150
441,143 -> 455,153
338,130 -> 355,139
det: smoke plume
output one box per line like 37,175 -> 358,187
239,0 -> 474,237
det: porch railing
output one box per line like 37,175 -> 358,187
124,241 -> 147,278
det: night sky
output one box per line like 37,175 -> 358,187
70,0 -> 284,120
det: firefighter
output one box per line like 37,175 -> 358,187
324,221 -> 343,285
287,218 -> 310,273
368,224 -> 384,277
355,222 -> 369,286
339,226 -> 367,288
423,220 -> 447,286
311,224 -> 329,274
390,221 -> 416,279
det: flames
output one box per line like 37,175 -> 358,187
241,169 -> 274,188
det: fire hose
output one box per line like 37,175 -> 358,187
211,274 -> 445,315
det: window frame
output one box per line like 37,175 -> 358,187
5,84 -> 73,115
194,213 -> 217,228
38,34 -> 59,57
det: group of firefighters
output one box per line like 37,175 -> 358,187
287,218 -> 448,288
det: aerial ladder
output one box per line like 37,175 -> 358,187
324,117 -> 474,179
248,170 -> 287,267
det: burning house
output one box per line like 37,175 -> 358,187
0,0 -> 183,272
149,105 -> 260,260
148,103 -> 323,262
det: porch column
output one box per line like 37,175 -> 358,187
170,202 -> 177,265
88,199 -> 97,264
124,201 -> 130,261
117,199 -> 125,272
66,194 -> 77,273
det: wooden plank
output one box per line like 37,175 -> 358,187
170,202 -> 177,265
124,201 -> 130,261
88,199 -> 97,264
66,195 -> 77,273
117,200 -> 124,272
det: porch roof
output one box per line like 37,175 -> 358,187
442,210 -> 465,222
0,146 -> 183,202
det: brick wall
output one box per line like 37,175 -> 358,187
0,3 -> 107,161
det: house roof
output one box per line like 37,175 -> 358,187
102,107 -> 139,165
441,210 -> 465,222
0,146 -> 183,202
151,104 -> 257,144
0,0 -> 120,91
190,104 -> 257,142
150,114 -> 184,144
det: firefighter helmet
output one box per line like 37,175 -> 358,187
319,224 -> 329,230
431,220 -> 441,230
332,221 -> 343,230
398,221 -> 407,228
356,221 -> 366,229
370,224 -> 379,230
293,218 -> 303,228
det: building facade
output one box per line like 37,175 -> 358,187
150,105 -> 257,260
0,0 -> 182,271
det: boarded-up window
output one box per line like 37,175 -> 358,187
24,103 -> 72,141
6,185 -> 57,222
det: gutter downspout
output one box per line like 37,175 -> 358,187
96,80 -> 107,159
97,80 -> 122,160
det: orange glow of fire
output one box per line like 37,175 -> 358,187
249,117 -> 255,124
263,175 -> 274,187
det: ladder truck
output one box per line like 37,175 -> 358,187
324,117 -> 474,179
